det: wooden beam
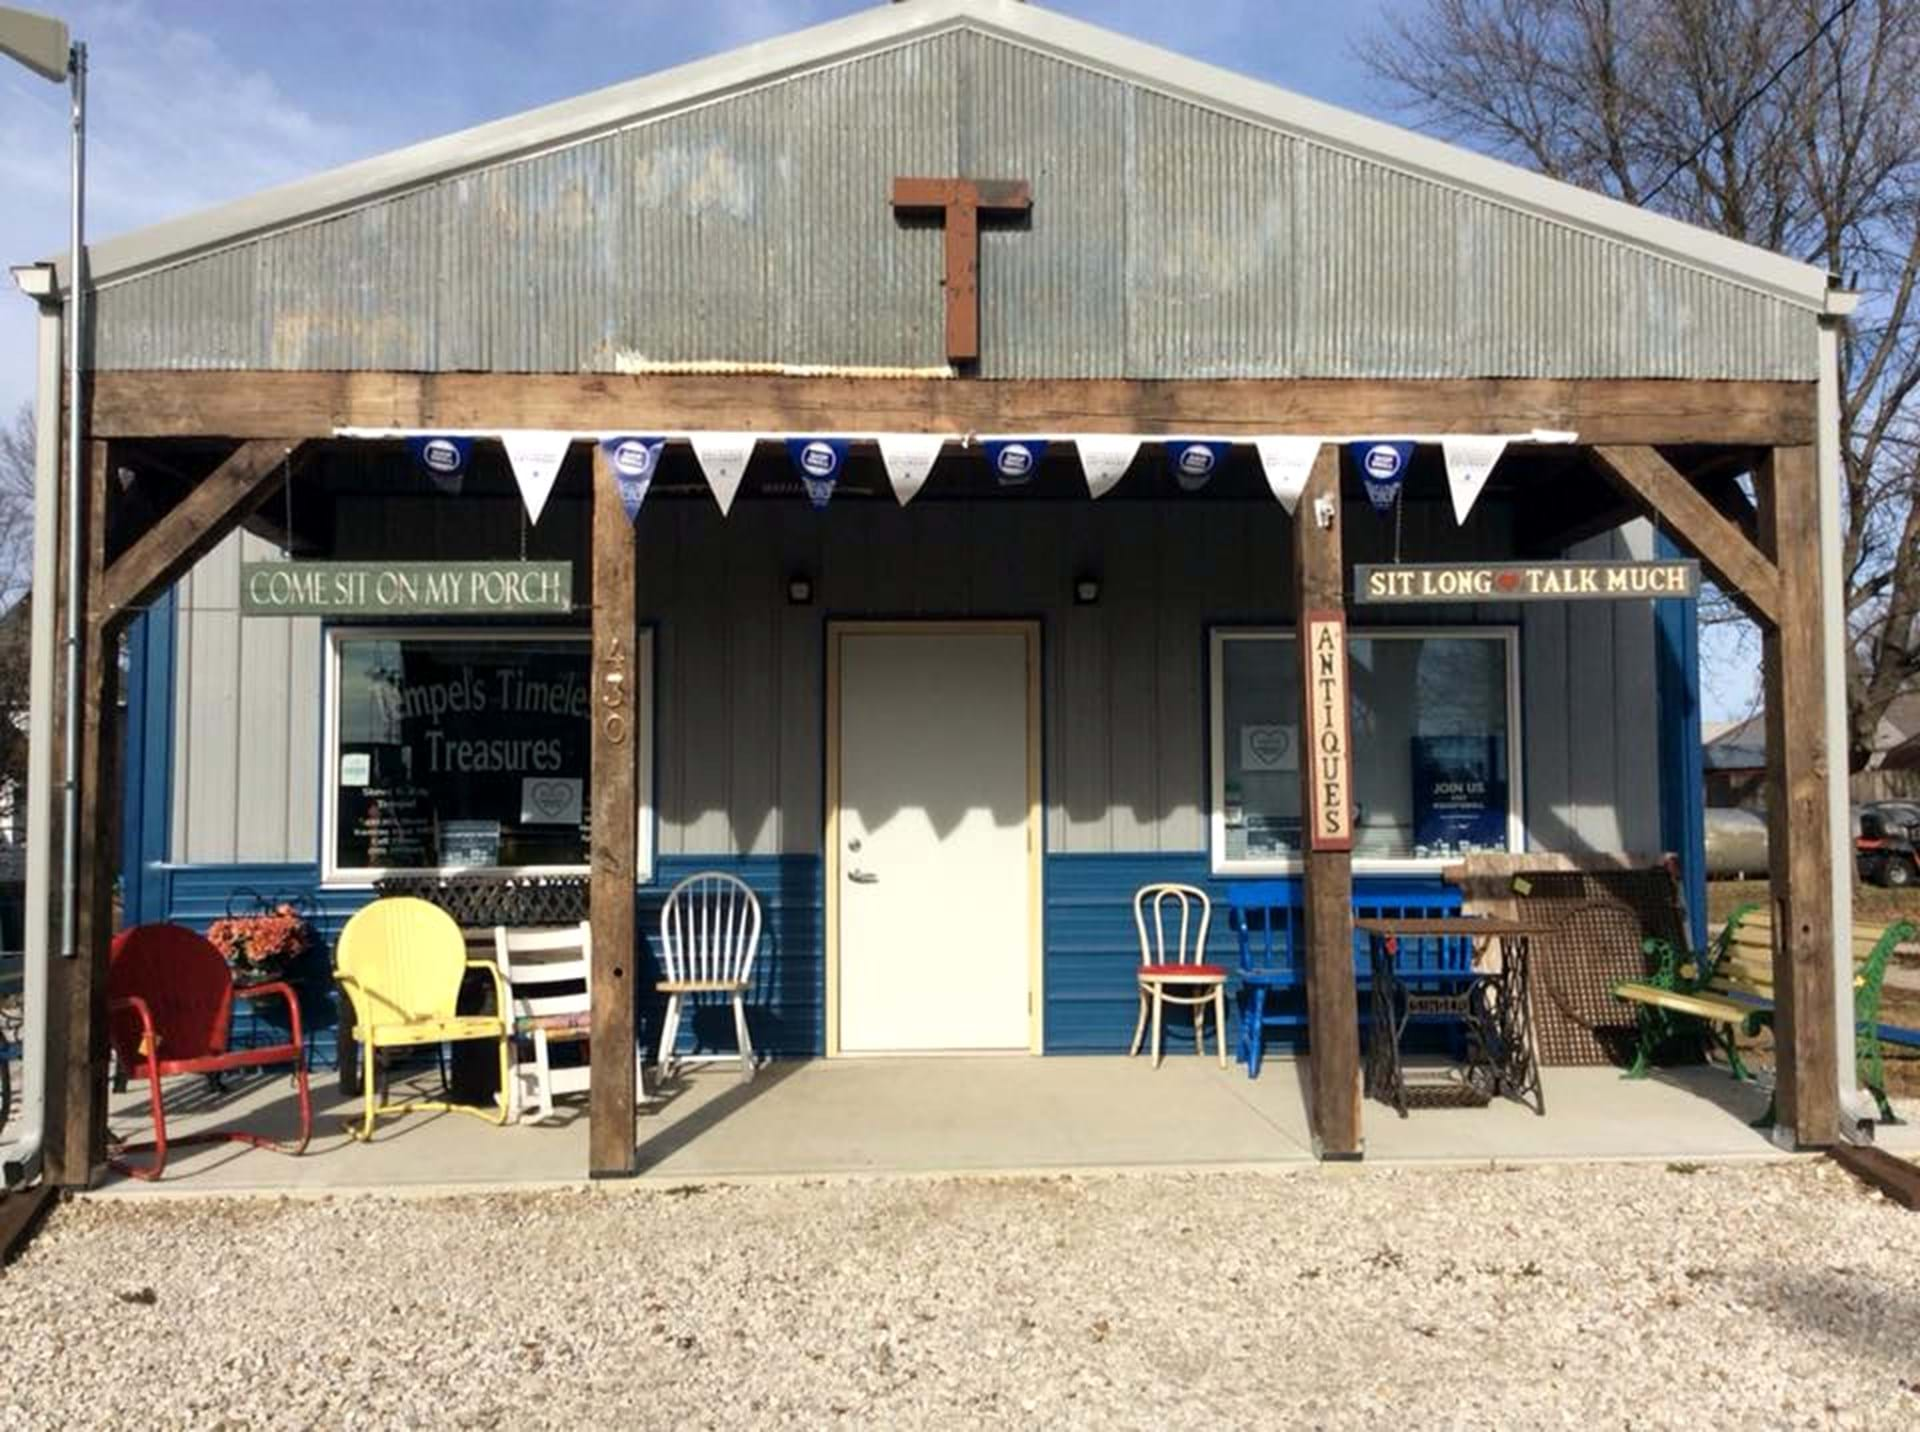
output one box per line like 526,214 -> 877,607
1829,1145 -> 1920,1210
587,445 -> 638,1179
95,439 -> 303,623
1758,445 -> 1839,1148
1588,445 -> 1782,625
44,443 -> 120,1188
90,372 -> 1818,446
1293,447 -> 1363,1159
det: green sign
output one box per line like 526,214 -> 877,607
1354,559 -> 1699,604
240,561 -> 573,616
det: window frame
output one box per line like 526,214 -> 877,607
320,625 -> 654,887
1208,624 -> 1525,876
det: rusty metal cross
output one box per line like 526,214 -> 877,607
891,177 -> 1032,366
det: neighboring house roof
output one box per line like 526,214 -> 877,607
48,0 -> 1835,383
1705,693 -> 1920,771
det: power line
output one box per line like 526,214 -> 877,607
1642,0 -> 1864,205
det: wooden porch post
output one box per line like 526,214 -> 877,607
587,446 -> 639,1177
1293,447 -> 1362,1158
1757,445 -> 1839,1146
44,441 -> 118,1187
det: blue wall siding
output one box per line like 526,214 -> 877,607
148,855 -> 826,1067
120,593 -> 176,929
1043,853 -> 1462,1054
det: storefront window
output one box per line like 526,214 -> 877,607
1211,628 -> 1519,871
323,629 -> 651,882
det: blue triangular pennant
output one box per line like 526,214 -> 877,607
1350,440 -> 1415,514
407,435 -> 473,495
599,437 -> 664,524
984,439 -> 1048,486
786,437 -> 848,510
1167,440 -> 1231,492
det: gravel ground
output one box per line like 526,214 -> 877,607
4,1160 -> 1918,1428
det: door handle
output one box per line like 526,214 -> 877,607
847,869 -> 879,884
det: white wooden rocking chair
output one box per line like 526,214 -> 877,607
656,872 -> 763,1081
494,922 -> 647,1122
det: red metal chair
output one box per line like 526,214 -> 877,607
106,923 -> 312,1181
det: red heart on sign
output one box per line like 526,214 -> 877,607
1495,571 -> 1522,591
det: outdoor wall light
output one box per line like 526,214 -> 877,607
1073,573 -> 1101,605
787,571 -> 814,605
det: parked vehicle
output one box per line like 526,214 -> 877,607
1856,808 -> 1920,888
1703,806 -> 1769,879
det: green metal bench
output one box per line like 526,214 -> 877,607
1615,905 -> 1917,1122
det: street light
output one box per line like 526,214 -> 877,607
1,3 -> 82,1191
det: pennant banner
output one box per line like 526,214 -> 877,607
1168,440 -> 1231,492
984,439 -> 1048,487
1074,436 -> 1140,500
1350,440 -> 1415,514
599,436 -> 664,524
786,437 -> 848,510
1254,437 -> 1321,514
500,430 -> 575,526
877,434 -> 945,506
406,435 -> 473,496
691,433 -> 757,516
1440,436 -> 1509,526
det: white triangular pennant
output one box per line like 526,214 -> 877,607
876,434 -> 945,506
499,430 -> 575,526
1074,436 -> 1140,499
1254,437 -> 1322,514
691,433 -> 758,516
1441,435 -> 1509,525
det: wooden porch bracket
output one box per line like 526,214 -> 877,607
1587,445 -> 1781,625
96,439 -> 306,622
1293,447 -> 1363,1159
1757,446 -> 1839,1146
587,446 -> 639,1178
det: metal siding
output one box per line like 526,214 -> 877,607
90,31 -> 1817,381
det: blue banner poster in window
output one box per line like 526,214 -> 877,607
1410,735 -> 1508,857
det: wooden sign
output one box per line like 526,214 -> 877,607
1303,611 -> 1354,852
1354,559 -> 1699,604
241,561 -> 572,616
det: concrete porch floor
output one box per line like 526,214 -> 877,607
83,1054 -> 1920,1196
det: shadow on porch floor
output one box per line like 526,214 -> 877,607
83,1054 -> 1920,1196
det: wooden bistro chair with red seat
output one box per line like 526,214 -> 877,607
106,923 -> 312,1181
1129,883 -> 1228,1069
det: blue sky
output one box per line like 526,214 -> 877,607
0,0 -> 1758,716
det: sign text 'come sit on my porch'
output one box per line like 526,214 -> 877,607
240,561 -> 573,617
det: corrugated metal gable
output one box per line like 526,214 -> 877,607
89,27 -> 1817,380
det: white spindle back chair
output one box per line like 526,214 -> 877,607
494,921 -> 645,1122
1129,883 -> 1228,1068
656,871 -> 763,1080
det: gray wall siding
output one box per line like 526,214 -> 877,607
1519,524 -> 1663,854
169,501 -> 1662,865
170,531 -> 322,864
94,30 -> 1815,382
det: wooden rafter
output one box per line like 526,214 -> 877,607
88,372 -> 1818,446
1587,445 -> 1782,626
94,439 -> 306,624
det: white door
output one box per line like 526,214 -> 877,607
834,626 -> 1035,1053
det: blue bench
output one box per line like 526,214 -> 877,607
1227,879 -> 1471,1078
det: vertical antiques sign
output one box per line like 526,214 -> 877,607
1303,611 -> 1354,852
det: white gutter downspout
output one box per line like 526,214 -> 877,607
1,291 -> 64,1187
1820,287 -> 1870,1136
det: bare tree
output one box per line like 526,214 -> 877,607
0,402 -> 34,803
1365,0 -> 1920,770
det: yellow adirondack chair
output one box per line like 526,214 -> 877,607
335,897 -> 511,1140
